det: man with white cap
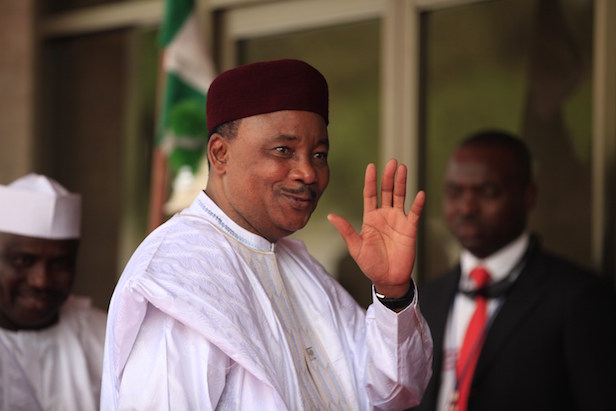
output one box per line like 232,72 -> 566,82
101,59 -> 432,410
0,173 -> 107,411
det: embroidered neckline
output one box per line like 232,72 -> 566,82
195,196 -> 274,253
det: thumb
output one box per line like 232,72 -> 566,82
327,214 -> 361,257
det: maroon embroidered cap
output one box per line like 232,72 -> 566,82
206,59 -> 329,133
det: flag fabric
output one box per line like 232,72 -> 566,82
157,0 -> 216,174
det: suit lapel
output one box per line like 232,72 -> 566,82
473,250 -> 548,379
429,269 -> 461,366
418,268 -> 461,409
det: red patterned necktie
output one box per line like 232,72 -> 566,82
453,266 -> 491,411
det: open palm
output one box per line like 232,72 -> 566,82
328,159 -> 425,298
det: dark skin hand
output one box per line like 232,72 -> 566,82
328,158 -> 425,301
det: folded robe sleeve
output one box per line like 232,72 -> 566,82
365,284 -> 433,410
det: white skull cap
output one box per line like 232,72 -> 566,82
0,173 -> 81,239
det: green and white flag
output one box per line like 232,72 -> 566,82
158,0 -> 216,174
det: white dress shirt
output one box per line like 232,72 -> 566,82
436,233 -> 530,411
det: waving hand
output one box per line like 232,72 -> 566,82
327,159 -> 425,298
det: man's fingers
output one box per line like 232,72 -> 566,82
365,159 -> 414,216
363,163 -> 378,214
327,214 -> 361,257
380,159 -> 398,208
408,190 -> 426,224
393,164 -> 407,210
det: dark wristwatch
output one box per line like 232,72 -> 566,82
374,284 -> 415,310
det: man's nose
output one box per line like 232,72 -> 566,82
27,263 -> 52,288
459,192 -> 479,215
290,156 -> 317,184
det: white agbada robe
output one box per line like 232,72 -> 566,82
101,191 -> 433,410
0,295 -> 107,411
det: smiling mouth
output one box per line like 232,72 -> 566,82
285,194 -> 316,209
17,292 -> 54,310
456,221 -> 481,237
282,187 -> 317,208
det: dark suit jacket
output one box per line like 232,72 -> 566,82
411,242 -> 616,411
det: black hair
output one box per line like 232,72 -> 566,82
458,129 -> 533,185
208,119 -> 240,140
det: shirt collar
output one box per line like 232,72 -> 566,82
460,232 -> 530,287
184,191 -> 275,253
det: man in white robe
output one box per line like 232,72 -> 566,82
0,174 -> 107,410
101,58 -> 433,410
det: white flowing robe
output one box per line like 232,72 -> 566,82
0,296 -> 107,411
101,192 -> 432,410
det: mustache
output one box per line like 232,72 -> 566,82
455,214 -> 480,224
281,185 -> 318,199
17,288 -> 63,299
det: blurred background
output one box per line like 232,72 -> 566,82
1,0 -> 614,311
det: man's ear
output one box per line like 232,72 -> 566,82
524,182 -> 538,211
207,134 -> 228,173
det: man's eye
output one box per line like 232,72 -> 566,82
10,254 -> 36,268
275,147 -> 291,155
445,185 -> 461,198
481,185 -> 499,198
50,257 -> 74,271
313,152 -> 328,160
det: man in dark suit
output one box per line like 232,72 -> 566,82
412,130 -> 616,411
